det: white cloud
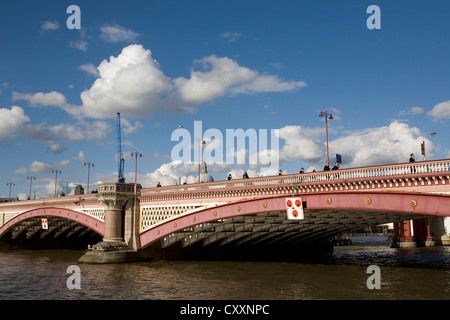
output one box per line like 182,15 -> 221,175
14,161 -> 51,174
142,160 -> 198,186
220,32 -> 243,42
74,151 -> 85,162
397,106 -> 424,116
40,20 -> 59,33
22,120 -> 111,144
231,74 -> 307,94
330,121 -> 433,166
14,160 -> 70,175
278,125 -> 324,163
0,106 -> 30,140
77,44 -> 172,118
69,40 -> 88,52
173,55 -> 307,105
78,64 -> 100,77
100,24 -> 140,43
46,141 -> 67,155
139,121 -> 432,185
12,91 -> 67,108
174,55 -> 257,104
48,123 -> 85,141
74,46 -> 306,119
120,117 -> 144,135
427,100 -> 450,121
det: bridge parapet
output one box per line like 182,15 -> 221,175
0,193 -> 104,228
139,159 -> 450,205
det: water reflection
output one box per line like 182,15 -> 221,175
1,239 -> 450,300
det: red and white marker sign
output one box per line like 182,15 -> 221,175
41,218 -> 48,230
285,197 -> 304,220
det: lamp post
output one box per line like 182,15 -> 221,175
84,162 -> 94,193
130,151 -> 142,187
6,182 -> 15,200
51,169 -> 61,197
197,138 -> 205,183
130,151 -> 143,233
27,176 -> 35,199
319,110 -> 334,166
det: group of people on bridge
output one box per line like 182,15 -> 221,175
155,153 -> 420,187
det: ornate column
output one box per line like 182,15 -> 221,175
391,220 -> 416,248
96,182 -> 137,247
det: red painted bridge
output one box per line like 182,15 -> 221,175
1,159 -> 450,260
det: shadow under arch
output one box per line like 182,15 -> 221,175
0,207 -> 104,249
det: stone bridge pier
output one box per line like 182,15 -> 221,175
391,217 -> 448,248
78,182 -> 142,263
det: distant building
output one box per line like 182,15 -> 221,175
74,185 -> 84,195
198,160 -> 214,183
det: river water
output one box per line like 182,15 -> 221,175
1,236 -> 450,301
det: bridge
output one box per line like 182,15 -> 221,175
1,159 -> 449,263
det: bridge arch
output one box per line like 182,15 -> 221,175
139,192 -> 450,251
0,207 -> 104,249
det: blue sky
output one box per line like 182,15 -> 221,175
0,0 -> 449,199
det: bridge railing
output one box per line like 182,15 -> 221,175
139,158 -> 450,197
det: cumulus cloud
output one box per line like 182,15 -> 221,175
73,45 -> 307,119
77,44 -> 172,118
12,91 -> 67,107
139,121 -> 432,185
0,106 -> 30,140
14,159 -> 70,175
173,55 -> 257,104
248,121 -> 433,172
427,100 -> 450,121
23,120 -> 111,143
173,55 -> 307,105
142,160 -> 198,187
329,121 -> 433,167
278,125 -> 325,164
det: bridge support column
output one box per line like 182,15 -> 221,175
413,218 -> 435,246
429,216 -> 449,246
78,182 -> 142,264
391,220 -> 416,248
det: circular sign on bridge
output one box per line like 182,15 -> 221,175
285,197 -> 304,220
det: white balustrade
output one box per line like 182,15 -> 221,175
139,159 -> 450,202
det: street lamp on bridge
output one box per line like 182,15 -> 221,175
198,138 -> 206,183
84,162 -> 94,194
6,182 -> 15,200
130,151 -> 143,187
319,110 -> 334,166
131,151 -> 143,227
26,176 -> 35,199
51,169 -> 61,197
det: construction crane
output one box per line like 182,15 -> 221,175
117,112 -> 125,183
